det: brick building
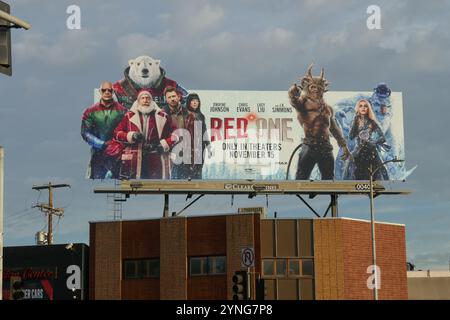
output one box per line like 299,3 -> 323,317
89,211 -> 407,300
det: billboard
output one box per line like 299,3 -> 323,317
82,57 -> 410,181
197,89 -> 407,181
2,244 -> 89,300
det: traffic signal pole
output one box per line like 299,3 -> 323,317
247,267 -> 251,300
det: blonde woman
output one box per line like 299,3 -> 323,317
348,99 -> 389,180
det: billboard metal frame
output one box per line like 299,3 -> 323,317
94,180 -> 411,219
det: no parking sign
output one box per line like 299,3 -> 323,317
241,247 -> 255,268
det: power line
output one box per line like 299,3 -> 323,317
6,207 -> 35,219
5,208 -> 40,226
52,216 -> 62,239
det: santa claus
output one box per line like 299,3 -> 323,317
114,90 -> 177,179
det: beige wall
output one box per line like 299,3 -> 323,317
408,271 -> 450,300
260,219 -> 315,300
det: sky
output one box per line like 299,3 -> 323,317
1,0 -> 450,270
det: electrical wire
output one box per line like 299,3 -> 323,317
52,216 -> 62,239
60,187 -> 74,209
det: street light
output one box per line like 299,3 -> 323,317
368,157 -> 404,300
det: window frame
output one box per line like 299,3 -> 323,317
262,258 -> 314,279
123,258 -> 160,280
189,256 -> 227,276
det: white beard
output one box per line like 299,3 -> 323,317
137,101 -> 157,114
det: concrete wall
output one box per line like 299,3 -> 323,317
408,271 -> 450,300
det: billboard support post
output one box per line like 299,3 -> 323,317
163,194 -> 169,218
173,194 -> 205,217
331,194 -> 338,217
295,194 -> 321,218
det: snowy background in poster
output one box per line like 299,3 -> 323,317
194,90 -> 406,181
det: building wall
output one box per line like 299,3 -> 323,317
314,218 -> 407,300
160,217 -> 188,300
90,222 -> 122,300
408,271 -> 450,300
313,219 -> 344,300
187,216 -> 227,300
260,219 -> 315,300
121,220 -> 160,300
226,214 -> 260,300
89,215 -> 407,300
90,215 -> 261,301
188,276 -> 227,300
89,223 -> 96,300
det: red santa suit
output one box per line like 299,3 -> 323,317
114,91 -> 177,179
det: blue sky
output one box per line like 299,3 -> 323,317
1,0 -> 450,270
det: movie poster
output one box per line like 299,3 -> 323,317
82,57 -> 408,181
197,90 -> 407,181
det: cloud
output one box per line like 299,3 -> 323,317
181,3 -> 225,35
261,27 -> 295,46
116,32 -> 171,63
116,3 -> 225,63
160,2 -> 224,36
378,23 -> 438,53
15,30 -> 100,67
410,251 -> 450,270
203,31 -> 234,52
24,76 -> 55,92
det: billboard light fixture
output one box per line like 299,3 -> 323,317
0,9 -> 31,30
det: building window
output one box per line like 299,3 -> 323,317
124,260 -> 138,279
263,260 -> 275,276
276,260 -> 286,277
123,259 -> 159,279
288,260 -> 300,276
190,257 -> 207,276
301,259 -> 314,276
145,259 -> 160,278
262,258 -> 314,278
209,256 -> 226,274
189,256 -> 226,276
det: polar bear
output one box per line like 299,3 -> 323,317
128,55 -> 162,87
113,55 -> 188,109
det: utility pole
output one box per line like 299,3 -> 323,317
32,183 -> 70,245
0,146 -> 4,300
